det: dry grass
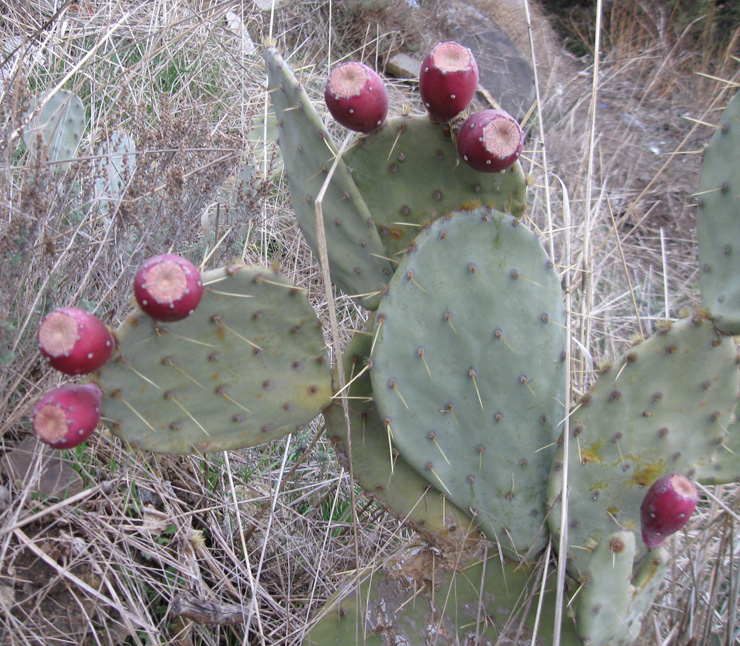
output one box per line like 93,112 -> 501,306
0,0 -> 738,644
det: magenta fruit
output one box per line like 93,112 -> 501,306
38,308 -> 115,375
419,41 -> 479,121
640,473 -> 698,549
32,383 -> 102,449
324,61 -> 389,134
456,109 -> 524,173
134,254 -> 204,322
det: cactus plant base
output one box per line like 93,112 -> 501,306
302,545 -> 579,646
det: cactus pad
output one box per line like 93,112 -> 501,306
697,90 -> 740,334
343,115 -> 527,260
95,130 -> 136,216
265,47 -> 391,310
370,207 -> 566,560
23,89 -> 85,169
325,321 -> 477,548
548,315 -> 739,576
95,265 -> 332,453
576,530 -> 669,646
302,546 -> 579,646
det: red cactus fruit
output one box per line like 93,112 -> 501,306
32,383 -> 102,449
419,41 -> 479,121
134,254 -> 204,322
38,308 -> 115,375
456,109 -> 524,173
640,473 -> 698,549
324,61 -> 389,133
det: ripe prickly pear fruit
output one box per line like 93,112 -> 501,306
324,61 -> 389,133
32,383 -> 102,449
640,473 -> 698,549
456,109 -> 524,173
134,254 -> 204,322
38,308 -> 115,375
419,41 -> 479,121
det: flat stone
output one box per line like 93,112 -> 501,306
445,2 -> 536,120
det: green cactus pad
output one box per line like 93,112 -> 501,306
325,320 -> 477,548
697,90 -> 740,335
96,265 -> 332,454
575,529 -> 635,645
370,207 -> 566,560
95,130 -> 136,216
548,315 -> 739,577
343,115 -> 528,260
302,546 -> 579,646
23,89 -> 85,169
698,406 -> 740,483
265,47 -> 392,310
575,530 -> 669,646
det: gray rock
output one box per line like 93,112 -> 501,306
445,2 -> 536,120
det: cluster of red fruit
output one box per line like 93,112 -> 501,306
32,255 -> 204,450
323,41 -> 524,173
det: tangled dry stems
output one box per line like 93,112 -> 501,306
0,0 -> 738,644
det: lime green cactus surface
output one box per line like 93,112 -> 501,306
370,207 -> 566,561
697,90 -> 740,335
547,314 -> 739,577
342,115 -> 528,259
96,265 -> 332,454
264,47 -> 392,310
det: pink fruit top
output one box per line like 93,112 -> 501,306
456,109 -> 524,173
134,254 -> 204,322
324,62 -> 389,133
420,41 -> 479,121
33,383 -> 102,449
640,473 -> 698,549
38,308 -> 115,375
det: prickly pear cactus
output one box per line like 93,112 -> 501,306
547,314 -> 739,577
95,265 -> 332,453
303,545 -> 580,646
95,130 -> 136,217
697,90 -> 740,335
265,47 -> 392,310
325,320 -> 477,548
22,89 -> 85,169
342,115 -> 527,259
370,206 -> 566,560
575,530 -> 670,646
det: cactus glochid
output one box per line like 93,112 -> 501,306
28,41 -> 740,646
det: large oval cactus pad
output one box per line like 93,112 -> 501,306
343,115 -> 528,260
547,315 -> 739,577
697,90 -> 740,334
265,47 -> 392,310
370,207 -> 566,560
96,265 -> 332,454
